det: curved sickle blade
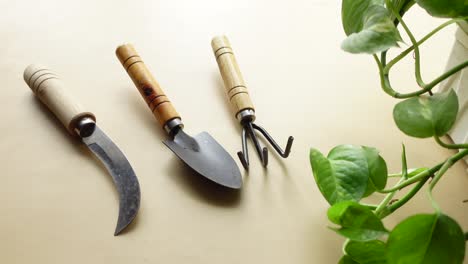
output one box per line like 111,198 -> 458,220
82,126 -> 141,236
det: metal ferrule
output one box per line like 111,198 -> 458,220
75,117 -> 96,138
236,109 -> 256,124
164,118 -> 184,136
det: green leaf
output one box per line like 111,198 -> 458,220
310,145 -> 388,204
416,0 -> 468,18
362,146 -> 388,196
387,213 -> 465,264
310,146 -> 369,204
345,240 -> 387,264
328,201 -> 388,241
388,0 -> 416,18
339,255 -> 360,264
393,89 -> 459,138
342,0 -> 384,35
341,0 -> 401,54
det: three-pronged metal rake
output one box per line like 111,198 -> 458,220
211,36 -> 294,170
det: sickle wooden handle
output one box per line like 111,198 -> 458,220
23,64 -> 96,135
116,44 -> 180,129
211,36 -> 255,118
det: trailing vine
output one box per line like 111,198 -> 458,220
310,1 -> 468,263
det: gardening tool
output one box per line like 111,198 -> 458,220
23,64 -> 141,236
211,36 -> 294,170
115,44 -> 242,189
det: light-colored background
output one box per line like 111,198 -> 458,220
441,25 -> 468,156
1,1 -> 467,263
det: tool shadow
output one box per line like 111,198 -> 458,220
123,84 -> 242,207
168,157 -> 242,208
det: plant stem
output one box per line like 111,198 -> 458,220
388,0 -> 415,24
378,170 -> 432,193
361,203 -> 378,210
429,159 -> 454,191
373,54 -> 398,97
375,145 -> 408,217
391,5 -> 426,87
375,177 -> 405,217
388,168 -> 428,178
434,136 -> 468,149
377,56 -> 468,99
384,18 -> 463,72
376,15 -> 468,99
425,60 -> 468,90
387,149 -> 468,214
385,60 -> 468,98
374,53 -> 467,99
427,159 -> 453,212
384,178 -> 429,217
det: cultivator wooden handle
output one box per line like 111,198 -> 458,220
116,44 -> 180,129
23,64 -> 96,135
211,36 -> 255,119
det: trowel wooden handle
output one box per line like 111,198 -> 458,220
116,44 -> 180,128
211,36 -> 255,117
23,64 -> 96,135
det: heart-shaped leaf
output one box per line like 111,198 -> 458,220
393,89 -> 459,138
328,201 -> 388,241
310,145 -> 388,204
341,0 -> 401,54
387,213 -> 465,264
416,0 -> 468,18
345,240 -> 387,264
310,146 -> 368,204
362,146 -> 388,196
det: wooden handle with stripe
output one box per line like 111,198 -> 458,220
116,44 -> 180,129
211,36 -> 255,118
23,64 -> 96,135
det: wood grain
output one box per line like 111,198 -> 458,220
211,36 -> 255,118
116,44 -> 180,129
23,64 -> 96,135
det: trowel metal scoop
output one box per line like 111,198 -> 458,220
116,44 -> 242,189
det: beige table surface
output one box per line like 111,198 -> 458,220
1,1 -> 467,263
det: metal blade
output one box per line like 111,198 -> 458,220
164,129 -> 242,189
82,125 -> 140,236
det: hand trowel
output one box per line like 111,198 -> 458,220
115,44 -> 242,189
23,64 -> 140,236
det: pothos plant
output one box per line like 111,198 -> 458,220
309,1 -> 468,263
